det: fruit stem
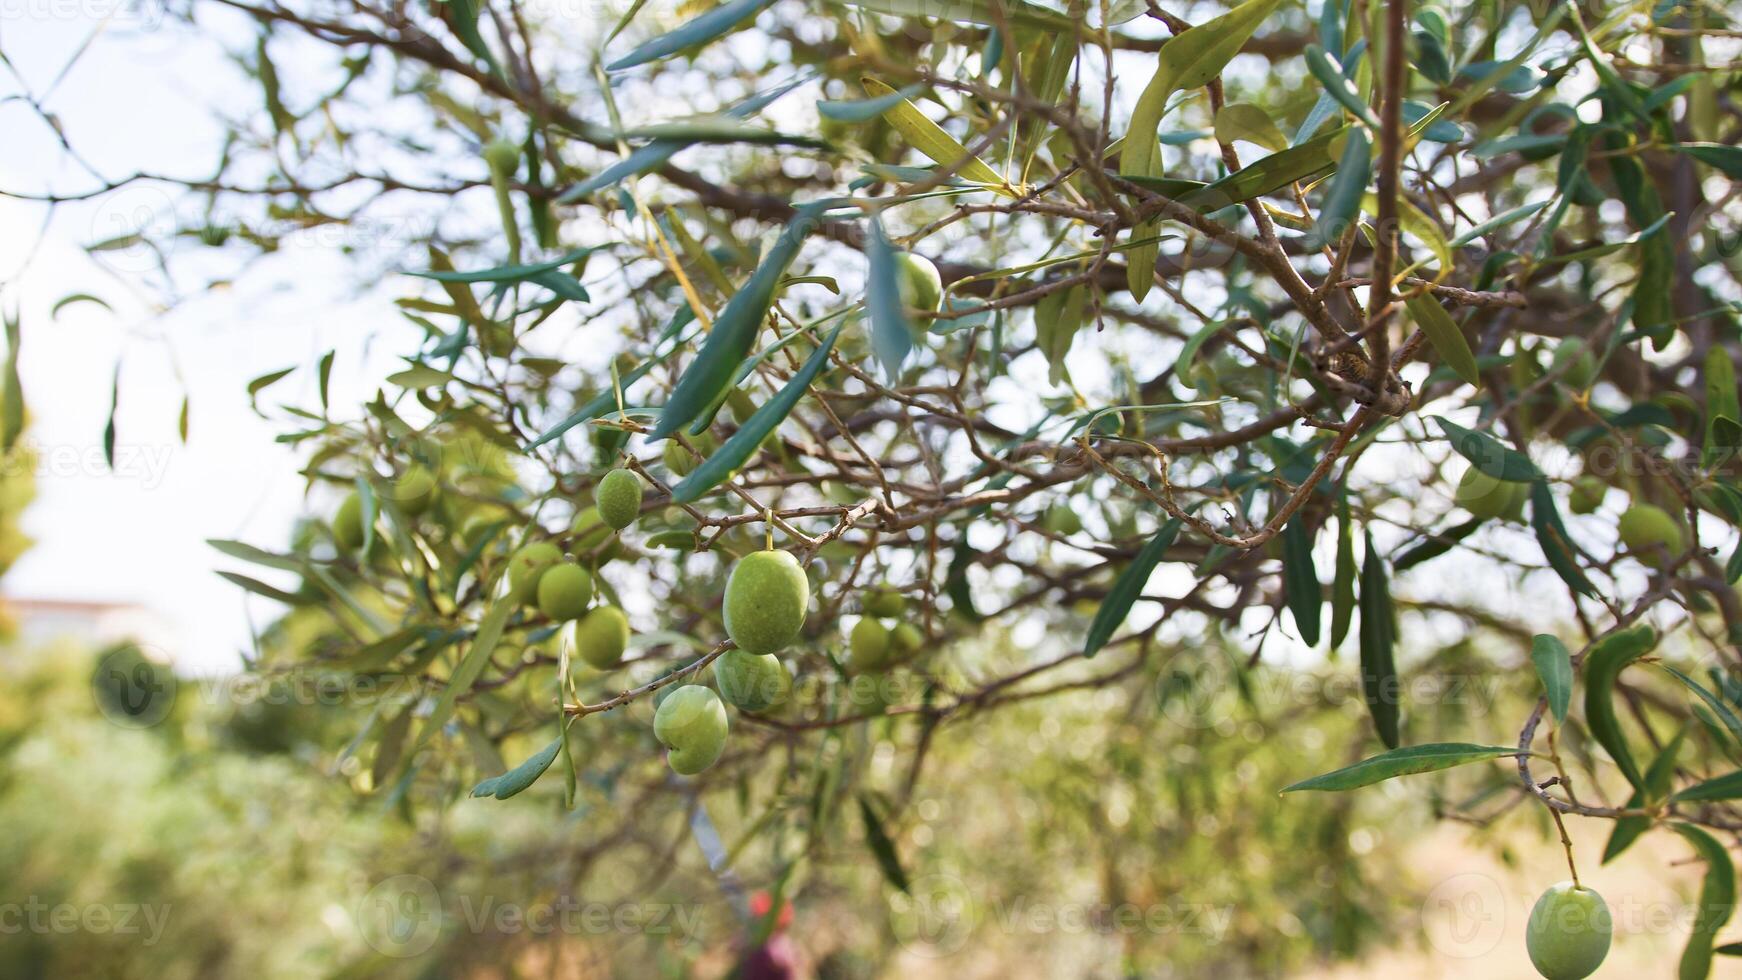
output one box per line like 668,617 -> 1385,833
764,509 -> 774,551
1547,805 -> 1582,889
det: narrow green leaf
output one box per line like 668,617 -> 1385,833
1673,142 -> 1742,180
208,537 -> 306,573
470,735 -> 564,800
1530,634 -> 1574,724
1358,530 -> 1400,748
410,249 -> 594,286
1307,126 -> 1370,250
861,78 -> 1008,189
1329,498 -> 1356,651
1603,725 -> 1684,863
216,570 -> 311,605
651,203 -> 826,441
1659,664 -> 1742,741
1391,517 -> 1482,572
1,314 -> 22,453
49,293 -> 112,319
1283,516 -> 1322,646
556,77 -> 809,202
670,321 -> 845,503
1304,44 -> 1380,129
1672,769 -> 1742,804
858,794 -> 910,893
838,0 -> 1074,29
1282,742 -> 1519,792
1433,415 -> 1541,481
1704,346 -> 1740,469
1175,318 -> 1231,389
1530,478 -> 1597,596
1583,625 -> 1659,790
1675,824 -> 1736,980
865,215 -> 913,381
818,84 -> 924,122
1214,103 -> 1287,152
1084,519 -> 1182,657
1120,0 -> 1287,299
1404,294 -> 1479,386
606,0 -> 774,71
1449,201 -> 1550,247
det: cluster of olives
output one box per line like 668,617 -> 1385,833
1452,466 -> 1686,568
846,589 -> 924,675
1526,881 -> 1611,979
654,548 -> 810,775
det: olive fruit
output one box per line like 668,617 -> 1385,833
723,550 -> 810,654
482,139 -> 520,176
847,617 -> 891,674
890,622 -> 924,660
572,605 -> 630,670
596,469 -> 643,530
391,464 -> 438,516
333,492 -> 366,549
1618,503 -> 1683,564
571,507 -> 622,564
1525,881 -> 1611,980
536,564 -> 593,621
1044,502 -> 1084,535
1549,338 -> 1598,389
1568,476 -> 1607,515
863,588 -> 906,618
893,252 -> 943,316
714,650 -> 792,713
506,541 -> 563,604
1455,468 -> 1528,522
653,685 -> 729,775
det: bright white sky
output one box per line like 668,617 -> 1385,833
0,5 -> 419,673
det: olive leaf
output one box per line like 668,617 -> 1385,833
1391,517 -> 1482,572
670,321 -> 846,503
1704,346 -> 1740,469
1213,103 -> 1286,152
1530,479 -> 1597,597
651,203 -> 827,441
1403,294 -> 1479,387
1583,625 -> 1659,790
1282,517 -> 1322,646
1659,664 -> 1742,741
1282,742 -> 1520,792
858,794 -> 910,893
606,0 -> 774,71
1433,415 -> 1541,481
1530,634 -> 1574,724
1358,530 -> 1399,748
1120,0 -> 1286,300
470,734 -> 565,800
1329,498 -> 1356,651
1675,824 -> 1736,980
1303,44 -> 1380,129
1084,518 -> 1182,657
860,78 -> 1010,190
865,215 -> 914,381
1306,127 -> 1370,251
1603,726 -> 1685,863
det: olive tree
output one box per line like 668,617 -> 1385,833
17,0 -> 1742,971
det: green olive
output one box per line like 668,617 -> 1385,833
1568,476 -> 1607,515
536,564 -> 593,621
713,649 -> 792,712
723,550 -> 810,654
1525,881 -> 1611,980
1618,503 -> 1683,565
506,541 -> 562,604
391,465 -> 438,516
572,605 -> 630,670
1455,468 -> 1529,522
333,492 -> 366,550
653,684 -> 728,775
596,469 -> 644,530
893,251 -> 943,316
847,617 -> 891,674
863,587 -> 906,618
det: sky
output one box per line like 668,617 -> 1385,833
0,3 -> 419,673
